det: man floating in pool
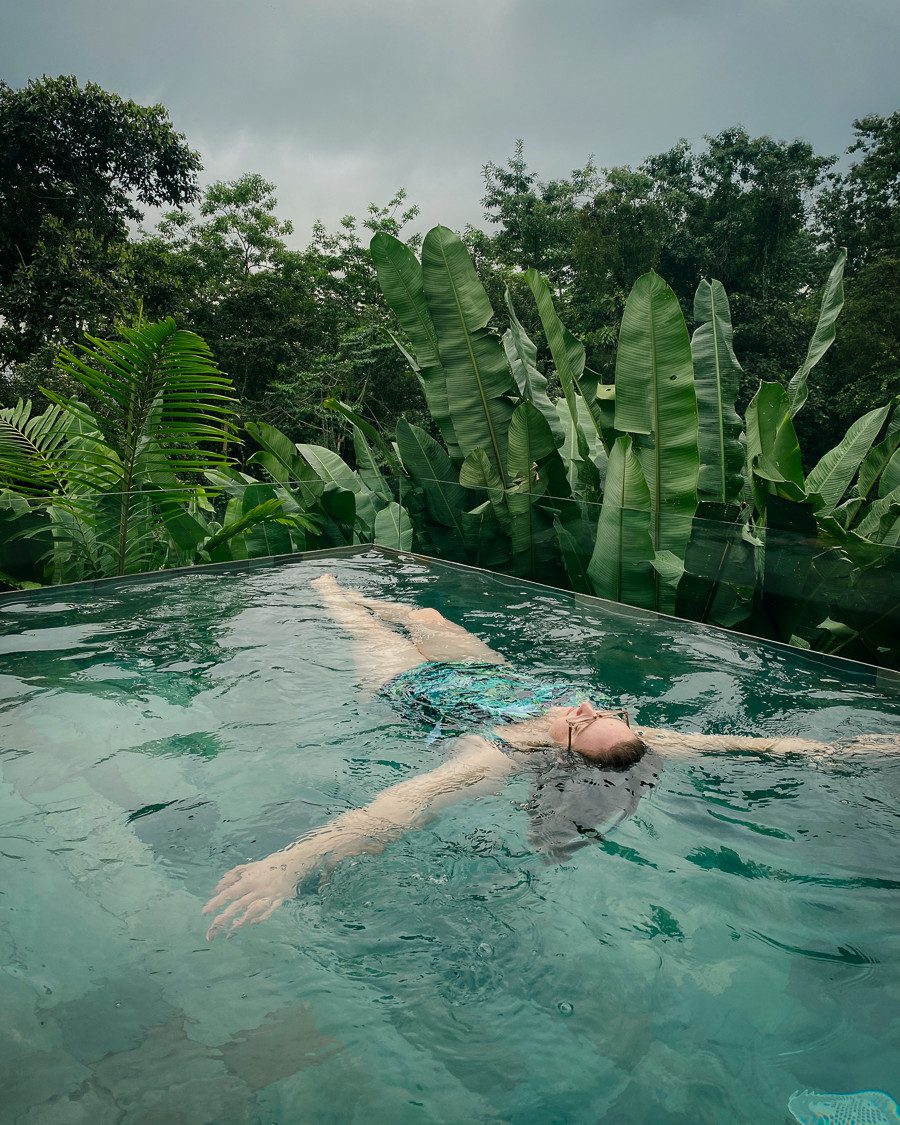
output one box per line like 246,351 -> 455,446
203,574 -> 896,939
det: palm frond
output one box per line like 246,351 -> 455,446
46,319 -> 242,576
0,399 -> 109,496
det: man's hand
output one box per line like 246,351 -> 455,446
203,846 -> 315,940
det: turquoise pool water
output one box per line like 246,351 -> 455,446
1,550 -> 898,1124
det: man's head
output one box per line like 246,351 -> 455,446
547,701 -> 647,768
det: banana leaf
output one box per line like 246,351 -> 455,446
821,571 -> 900,667
506,401 -> 563,580
156,497 -> 214,556
322,398 -> 403,476
461,510 -> 505,569
459,448 -> 511,534
855,402 -> 900,499
614,270 -> 699,605
553,512 -> 595,595
879,448 -> 900,498
394,419 -> 468,557
594,384 -> 618,453
245,421 -> 325,507
787,249 -> 846,417
555,399 -> 605,499
296,443 -> 377,537
525,269 -> 611,459
806,404 -> 891,513
651,551 -> 686,605
503,289 -> 561,441
369,234 -> 440,366
675,503 -> 758,628
586,435 -> 656,609
751,494 -> 820,642
208,473 -> 317,558
691,279 -> 744,505
799,518 -> 900,665
421,227 -> 517,484
203,499 -> 286,562
351,425 -> 392,502
320,487 -> 356,535
853,486 -> 900,544
745,383 -> 806,509
370,232 -> 459,460
374,502 -> 414,551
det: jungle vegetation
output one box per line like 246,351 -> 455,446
0,77 -> 898,667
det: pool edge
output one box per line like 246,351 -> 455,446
2,544 -> 897,693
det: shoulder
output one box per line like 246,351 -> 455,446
446,735 -> 519,777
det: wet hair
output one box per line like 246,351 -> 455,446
599,735 -> 648,770
524,743 -> 660,861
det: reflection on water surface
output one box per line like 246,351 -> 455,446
1,550 -> 898,1123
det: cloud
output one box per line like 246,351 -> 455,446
3,0 -> 897,243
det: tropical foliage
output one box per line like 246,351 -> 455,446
3,78 -> 897,472
350,227 -> 899,667
0,320 -> 310,584
1,77 -> 897,668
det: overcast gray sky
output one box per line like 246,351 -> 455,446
2,0 -> 898,245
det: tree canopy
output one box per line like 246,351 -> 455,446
0,79 -> 896,463
0,75 -> 200,370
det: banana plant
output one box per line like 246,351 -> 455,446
614,270 -> 699,612
692,279 -> 745,506
369,233 -> 459,462
374,502 -> 414,551
787,249 -> 846,418
806,404 -> 893,515
674,280 -> 751,626
587,436 -> 655,608
502,289 -> 562,443
368,233 -> 898,666
420,226 -> 519,486
525,269 -> 612,468
505,401 -> 569,581
375,227 -> 518,487
394,419 -> 469,559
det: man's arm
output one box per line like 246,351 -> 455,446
203,737 -> 516,939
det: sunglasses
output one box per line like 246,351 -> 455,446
565,707 -> 631,752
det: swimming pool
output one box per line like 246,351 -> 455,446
1,548 -> 898,1123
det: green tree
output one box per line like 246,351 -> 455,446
569,167 -> 673,376
0,75 -> 201,380
261,191 -> 427,447
133,174 -> 314,404
134,183 -> 426,449
616,128 -> 832,393
807,114 -> 900,457
481,140 -> 598,291
819,112 -> 900,270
